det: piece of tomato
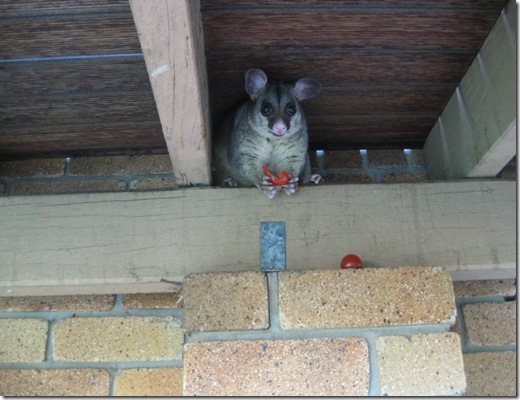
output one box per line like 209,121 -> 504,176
340,254 -> 363,269
275,171 -> 290,186
262,165 -> 290,186
262,165 -> 275,180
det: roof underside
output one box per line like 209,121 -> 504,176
0,0 -> 508,160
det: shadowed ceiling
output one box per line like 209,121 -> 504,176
0,0 -> 508,160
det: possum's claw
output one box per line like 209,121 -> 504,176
260,176 -> 281,199
223,177 -> 239,187
309,174 -> 322,184
283,176 -> 299,195
260,175 -> 300,198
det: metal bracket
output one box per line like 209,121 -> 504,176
260,222 -> 286,272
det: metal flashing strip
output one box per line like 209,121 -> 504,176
260,222 -> 286,272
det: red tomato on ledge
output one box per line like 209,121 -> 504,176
340,254 -> 363,269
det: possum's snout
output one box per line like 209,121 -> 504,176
272,117 -> 288,136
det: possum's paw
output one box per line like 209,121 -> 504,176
309,174 -> 322,184
282,176 -> 299,195
223,177 -> 239,187
302,174 -> 322,185
260,175 -> 300,198
260,177 -> 281,199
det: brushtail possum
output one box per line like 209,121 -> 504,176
213,68 -> 322,198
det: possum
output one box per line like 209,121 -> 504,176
213,68 -> 322,198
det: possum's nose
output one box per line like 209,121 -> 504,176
273,118 -> 287,136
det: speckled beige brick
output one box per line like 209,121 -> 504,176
279,267 -> 456,329
114,368 -> 183,396
184,338 -> 369,396
463,351 -> 517,396
381,171 -> 428,183
0,158 -> 65,178
0,319 -> 48,362
324,150 -> 362,169
322,173 -> 375,184
0,369 -> 109,396
367,149 -> 407,167
122,293 -> 182,309
69,155 -> 173,176
0,295 -> 115,312
453,279 -> 516,298
53,316 -> 183,362
183,271 -> 268,332
462,301 -> 516,346
129,176 -> 177,190
10,180 -> 126,194
410,149 -> 425,167
376,333 -> 466,396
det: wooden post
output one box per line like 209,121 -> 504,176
130,0 -> 212,186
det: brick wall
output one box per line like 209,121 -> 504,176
0,154 -> 177,195
0,269 -> 516,396
182,267 -> 465,396
0,150 -> 515,195
0,293 -> 184,396
453,280 -> 517,396
310,148 -> 428,183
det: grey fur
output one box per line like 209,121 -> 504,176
213,68 -> 322,189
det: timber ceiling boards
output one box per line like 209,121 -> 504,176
201,0 -> 508,150
0,0 -> 508,160
0,0 -> 164,160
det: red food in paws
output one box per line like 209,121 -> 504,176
262,165 -> 290,186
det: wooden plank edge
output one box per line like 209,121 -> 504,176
1,264 -> 515,297
0,281 -> 180,297
448,263 -> 516,282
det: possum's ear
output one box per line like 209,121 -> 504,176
292,78 -> 322,101
245,69 -> 268,100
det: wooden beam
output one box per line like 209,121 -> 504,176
130,0 -> 211,186
424,0 -> 517,179
0,181 -> 515,296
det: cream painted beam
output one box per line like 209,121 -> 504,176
130,0 -> 211,186
0,181 -> 515,296
424,0 -> 517,179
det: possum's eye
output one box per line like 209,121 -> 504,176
261,102 -> 273,116
286,103 -> 296,116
